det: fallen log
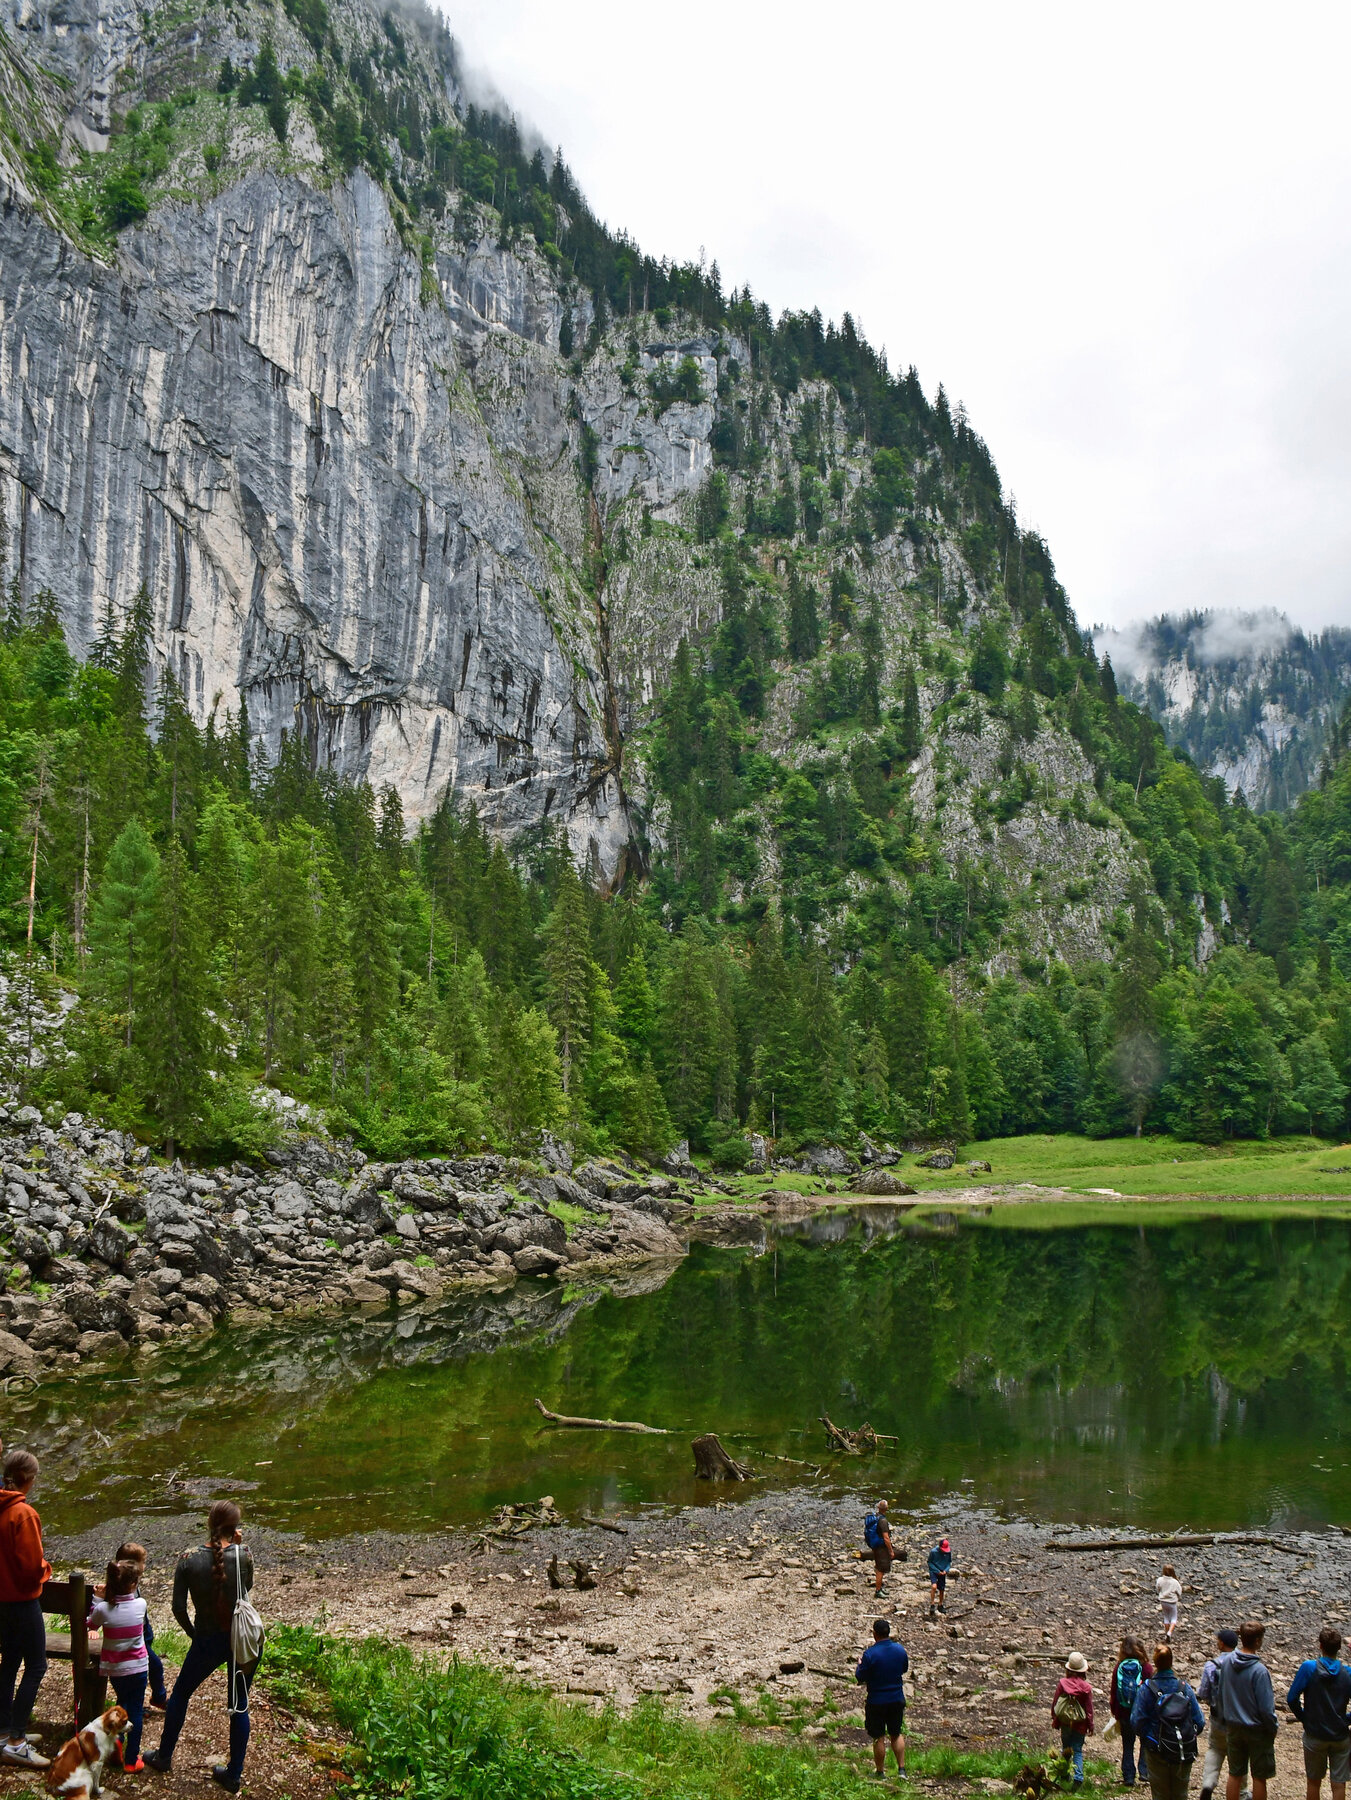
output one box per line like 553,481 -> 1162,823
692,1433 -> 752,1481
1048,1533 -> 1304,1553
534,1398 -> 669,1434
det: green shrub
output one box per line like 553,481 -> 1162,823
100,167 -> 149,231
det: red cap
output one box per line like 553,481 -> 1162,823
940,1539 -> 950,1550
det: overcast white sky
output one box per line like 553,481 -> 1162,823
439,0 -> 1351,636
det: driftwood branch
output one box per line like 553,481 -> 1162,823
580,1514 -> 629,1534
1049,1533 -> 1304,1554
820,1414 -> 898,1454
534,1398 -> 669,1434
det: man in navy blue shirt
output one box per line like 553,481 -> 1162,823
857,1617 -> 909,1779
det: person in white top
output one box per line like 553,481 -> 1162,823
1157,1564 -> 1183,1641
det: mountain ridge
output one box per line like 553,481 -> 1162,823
1096,608 -> 1351,812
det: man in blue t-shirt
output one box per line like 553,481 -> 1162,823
857,1617 -> 909,1779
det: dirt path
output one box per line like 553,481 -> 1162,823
45,1492 -> 1349,1795
0,1660 -> 338,1800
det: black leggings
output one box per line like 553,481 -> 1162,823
0,1598 -> 47,1738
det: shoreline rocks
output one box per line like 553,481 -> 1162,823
0,1105 -> 763,1381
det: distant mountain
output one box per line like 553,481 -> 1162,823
1094,610 -> 1351,811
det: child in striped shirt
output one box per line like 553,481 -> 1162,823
116,1542 -> 167,1710
88,1560 -> 148,1769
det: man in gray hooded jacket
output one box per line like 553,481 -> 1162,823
1218,1622 -> 1278,1800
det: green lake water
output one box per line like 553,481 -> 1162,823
22,1206 -> 1351,1539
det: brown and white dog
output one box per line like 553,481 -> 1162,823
44,1707 -> 128,1797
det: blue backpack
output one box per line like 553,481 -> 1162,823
864,1512 -> 884,1549
1117,1658 -> 1144,1711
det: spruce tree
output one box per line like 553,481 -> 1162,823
656,922 -> 719,1141
898,669 -> 922,760
140,829 -> 216,1153
489,997 -> 563,1148
88,819 -> 160,1046
613,946 -> 656,1053
348,793 -> 398,1096
542,861 -> 593,1097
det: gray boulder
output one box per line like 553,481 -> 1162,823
916,1150 -> 956,1170
0,1331 -> 39,1377
89,1216 -> 134,1267
799,1144 -> 854,1176
512,1244 -> 565,1276
854,1169 -> 918,1196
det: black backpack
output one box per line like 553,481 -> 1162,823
1150,1680 -> 1198,1764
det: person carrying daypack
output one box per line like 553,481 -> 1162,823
1112,1635 -> 1156,1787
1132,1642 -> 1205,1800
1052,1651 -> 1095,1791
863,1502 -> 894,1597
1287,1625 -> 1351,1800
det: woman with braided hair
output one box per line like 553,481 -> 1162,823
146,1501 -> 258,1792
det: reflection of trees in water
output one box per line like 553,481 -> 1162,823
24,1217 -> 1351,1534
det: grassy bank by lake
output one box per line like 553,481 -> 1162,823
730,1133 -> 1351,1200
259,1623 -> 1101,1800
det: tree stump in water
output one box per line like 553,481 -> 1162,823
692,1434 -> 750,1481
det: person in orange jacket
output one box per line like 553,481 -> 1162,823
0,1449 -> 52,1769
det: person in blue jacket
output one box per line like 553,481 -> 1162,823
1132,1642 -> 1206,1800
857,1617 -> 909,1780
1287,1626 -> 1351,1800
928,1537 -> 953,1618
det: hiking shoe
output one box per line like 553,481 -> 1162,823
144,1751 -> 173,1773
1,1741 -> 49,1769
123,1758 -> 146,1774
148,1696 -> 168,1713
212,1765 -> 241,1794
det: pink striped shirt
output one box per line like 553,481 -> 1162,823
89,1595 -> 148,1677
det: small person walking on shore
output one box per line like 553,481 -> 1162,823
1158,1565 -> 1183,1641
864,1502 -> 894,1598
1052,1651 -> 1095,1792
928,1536 -> 953,1618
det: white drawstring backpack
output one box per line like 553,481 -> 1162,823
228,1542 -> 265,1715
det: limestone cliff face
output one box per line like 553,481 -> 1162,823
1,0 -> 1160,964
0,0 -> 723,875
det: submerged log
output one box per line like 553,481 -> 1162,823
692,1433 -> 751,1481
534,1398 -> 669,1434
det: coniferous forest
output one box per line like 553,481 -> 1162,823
4,4 -> 1351,1167
1,557 -> 1348,1165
